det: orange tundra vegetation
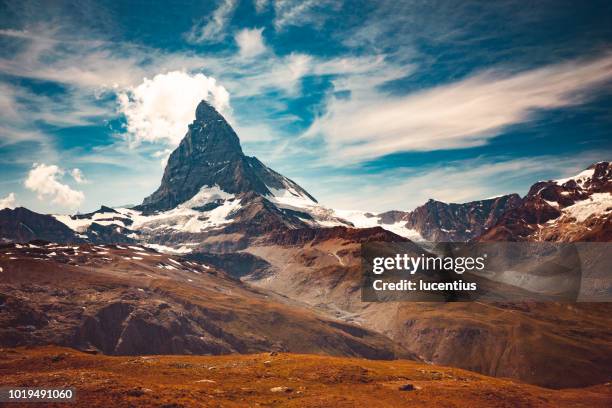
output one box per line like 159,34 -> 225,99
1,346 -> 611,408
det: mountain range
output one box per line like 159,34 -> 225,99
2,101 -> 610,247
1,100 -> 611,389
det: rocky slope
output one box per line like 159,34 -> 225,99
3,231 -> 608,388
0,206 -> 138,245
0,242 -> 411,360
240,228 -> 612,388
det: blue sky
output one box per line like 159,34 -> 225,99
1,0 -> 611,213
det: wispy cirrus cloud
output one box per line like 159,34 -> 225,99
0,28 -> 148,89
304,53 -> 612,164
314,151 -> 612,212
0,74 -> 112,172
0,24 -> 395,108
272,0 -> 340,31
185,0 -> 238,44
0,21 -> 410,176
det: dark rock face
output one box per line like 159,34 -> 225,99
480,161 -> 612,242
383,194 -> 522,242
226,193 -> 310,234
376,210 -> 407,224
261,226 -> 407,247
0,207 -> 82,244
186,252 -> 272,279
75,302 -> 135,354
138,101 -> 315,212
84,223 -> 136,244
75,301 -> 236,356
70,206 -> 136,244
73,206 -> 121,220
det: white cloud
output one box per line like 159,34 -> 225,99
0,193 -> 17,210
118,71 -> 231,147
254,0 -> 269,13
24,163 -> 84,209
0,82 -> 23,122
0,26 -> 222,90
152,148 -> 173,168
273,0 -> 338,31
222,52 -> 394,99
0,28 -> 146,89
235,28 -> 267,58
259,53 -> 312,95
306,54 -> 612,164
70,168 -> 86,184
186,0 -> 238,43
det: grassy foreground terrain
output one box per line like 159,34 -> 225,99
1,346 -> 610,407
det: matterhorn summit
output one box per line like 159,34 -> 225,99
138,100 -> 316,212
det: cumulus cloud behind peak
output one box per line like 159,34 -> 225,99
117,71 -> 231,147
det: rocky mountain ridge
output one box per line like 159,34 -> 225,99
378,194 -> 522,241
480,161 -> 612,241
0,207 -> 81,244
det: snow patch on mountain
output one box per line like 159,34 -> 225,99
181,185 -> 234,208
54,209 -> 130,232
334,209 -> 423,241
380,221 -> 425,241
127,202 -> 242,234
53,215 -> 93,232
144,243 -> 194,254
265,184 -> 353,227
561,192 -> 612,222
555,168 -> 596,186
267,185 -> 318,209
334,210 -> 378,227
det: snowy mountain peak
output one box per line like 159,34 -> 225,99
554,161 -> 611,187
137,100 -> 314,212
